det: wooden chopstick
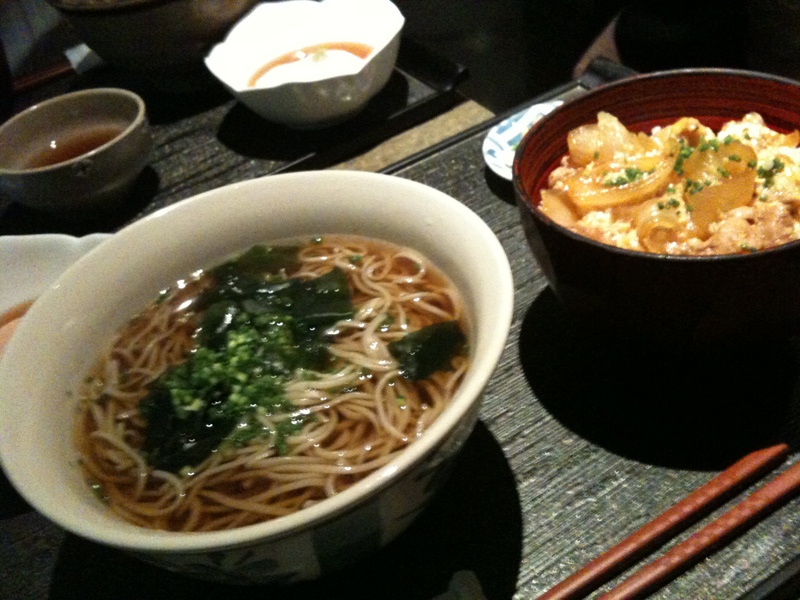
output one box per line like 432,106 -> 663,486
598,456 -> 800,599
12,60 -> 74,95
537,443 -> 790,600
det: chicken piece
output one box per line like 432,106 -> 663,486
698,201 -> 799,254
547,156 -> 578,189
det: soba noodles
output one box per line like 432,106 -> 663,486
75,235 -> 469,532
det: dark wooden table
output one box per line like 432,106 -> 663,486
2,58 -> 800,600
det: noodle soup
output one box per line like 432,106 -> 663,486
75,235 -> 469,532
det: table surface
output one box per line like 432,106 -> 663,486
2,64 -> 800,600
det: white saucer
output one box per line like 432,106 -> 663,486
482,100 -> 563,180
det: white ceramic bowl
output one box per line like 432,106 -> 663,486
0,171 -> 513,584
0,88 -> 152,214
0,233 -> 110,316
0,233 -> 111,358
205,0 -> 404,128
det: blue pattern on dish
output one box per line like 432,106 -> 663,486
482,100 -> 563,180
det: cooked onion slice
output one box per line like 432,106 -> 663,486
681,141 -> 757,237
539,188 -> 579,228
559,151 -> 677,214
567,112 -> 660,166
634,198 -> 683,253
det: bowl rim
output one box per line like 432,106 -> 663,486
0,170 -> 514,552
512,67 -> 800,262
0,87 -> 147,175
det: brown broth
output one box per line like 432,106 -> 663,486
248,41 -> 374,87
25,125 -> 123,169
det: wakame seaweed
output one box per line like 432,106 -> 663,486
227,244 -> 301,276
140,382 -> 238,473
388,321 -> 466,381
140,246 -> 355,473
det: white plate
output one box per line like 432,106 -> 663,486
0,233 -> 112,317
482,99 -> 563,180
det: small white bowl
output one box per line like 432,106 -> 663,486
0,233 -> 111,316
0,233 -> 111,359
0,170 -> 513,584
0,88 -> 152,214
205,0 -> 404,128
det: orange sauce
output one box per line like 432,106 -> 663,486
0,300 -> 33,359
248,41 -> 374,87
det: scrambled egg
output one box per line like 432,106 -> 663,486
542,112 -> 800,255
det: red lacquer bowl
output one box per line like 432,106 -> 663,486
513,69 -> 800,352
